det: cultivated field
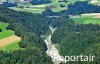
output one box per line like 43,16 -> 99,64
0,35 -> 21,47
81,13 -> 100,18
73,13 -> 100,24
9,0 -> 90,13
9,0 -> 98,13
0,22 -> 14,39
9,0 -> 68,13
9,4 -> 46,13
0,22 -> 8,30
0,30 -> 14,39
0,22 -> 21,50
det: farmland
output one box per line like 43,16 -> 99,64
9,4 -> 47,13
1,41 -> 20,50
9,0 -> 93,14
0,35 -> 21,50
0,22 -> 8,30
9,0 -> 92,13
9,2 -> 67,13
0,22 -> 21,50
0,22 -> 14,39
9,0 -> 74,13
73,13 -> 100,24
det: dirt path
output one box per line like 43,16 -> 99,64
0,35 -> 21,47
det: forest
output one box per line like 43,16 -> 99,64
43,4 -> 100,64
0,0 -> 51,7
45,1 -> 100,64
42,1 -> 100,16
0,6 -> 53,64
0,1 -> 100,64
66,1 -> 100,15
31,0 -> 51,5
0,2 -> 17,7
50,16 -> 100,64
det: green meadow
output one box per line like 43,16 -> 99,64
73,17 -> 100,24
0,41 -> 20,51
0,30 -> 14,39
9,4 -> 47,13
0,22 -> 20,50
10,7 -> 45,13
9,0 -> 68,13
9,0 -> 95,13
0,22 -> 8,30
0,22 -> 14,39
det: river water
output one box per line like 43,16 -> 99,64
44,27 -> 64,64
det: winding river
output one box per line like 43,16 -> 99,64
44,27 -> 64,64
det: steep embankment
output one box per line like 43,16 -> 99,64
51,20 -> 100,64
0,7 -> 53,64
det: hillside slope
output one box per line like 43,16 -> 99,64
51,16 -> 100,64
0,7 -> 53,64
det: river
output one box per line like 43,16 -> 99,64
44,27 -> 64,64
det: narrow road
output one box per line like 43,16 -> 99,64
44,27 -> 64,64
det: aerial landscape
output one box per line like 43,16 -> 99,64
0,0 -> 100,64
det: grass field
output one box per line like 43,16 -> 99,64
73,18 -> 100,24
0,41 -> 20,50
9,4 -> 46,13
0,22 -> 21,50
9,0 -> 97,13
10,7 -> 45,13
0,22 -> 14,39
73,14 -> 100,24
0,22 -> 8,30
51,2 -> 67,12
9,0 -> 68,13
0,30 -> 14,39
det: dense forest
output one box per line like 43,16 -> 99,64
66,1 -> 100,15
0,0 -> 51,7
0,6 -> 53,64
0,1 -> 100,64
43,3 -> 100,63
31,0 -> 51,5
45,1 -> 100,64
50,16 -> 100,64
0,2 -> 17,7
42,1 -> 100,16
